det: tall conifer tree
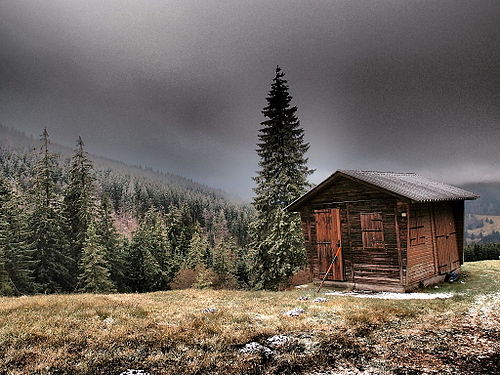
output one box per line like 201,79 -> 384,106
30,129 -> 72,293
250,66 -> 313,289
0,179 -> 35,295
96,195 -> 126,291
78,221 -> 115,293
63,137 -> 96,285
126,208 -> 177,292
185,223 -> 211,269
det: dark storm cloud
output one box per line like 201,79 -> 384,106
0,1 -> 499,198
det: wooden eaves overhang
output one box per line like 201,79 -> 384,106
285,170 -> 480,212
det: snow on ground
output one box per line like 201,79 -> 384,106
324,291 -> 454,300
467,291 -> 500,329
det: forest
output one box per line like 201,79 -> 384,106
0,129 -> 255,295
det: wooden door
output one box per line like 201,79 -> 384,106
433,205 -> 460,274
314,209 -> 344,281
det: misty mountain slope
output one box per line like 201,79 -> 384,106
462,182 -> 500,215
0,124 -> 237,201
0,124 -> 253,243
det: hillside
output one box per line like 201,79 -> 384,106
463,182 -> 500,215
0,261 -> 498,374
0,124 -> 253,243
0,124 -> 234,201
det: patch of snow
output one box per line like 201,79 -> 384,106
295,284 -> 310,289
266,335 -> 290,348
468,292 -> 500,329
103,317 -> 114,325
324,291 -> 454,300
119,370 -> 150,375
283,307 -> 305,317
314,297 -> 328,303
239,342 -> 274,357
202,307 -> 217,313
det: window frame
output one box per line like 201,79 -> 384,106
360,212 -> 385,248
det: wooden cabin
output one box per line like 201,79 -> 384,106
286,170 -> 479,292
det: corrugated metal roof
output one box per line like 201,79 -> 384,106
339,170 -> 479,202
286,170 -> 479,211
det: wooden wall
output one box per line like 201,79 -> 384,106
406,203 -> 436,283
299,175 -> 405,287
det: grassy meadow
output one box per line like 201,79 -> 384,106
1,261 -> 499,375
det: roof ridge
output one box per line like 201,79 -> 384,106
340,169 -> 417,175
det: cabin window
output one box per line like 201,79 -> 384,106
360,213 -> 385,248
409,210 -> 426,246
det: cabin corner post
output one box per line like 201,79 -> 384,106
394,202 -> 405,286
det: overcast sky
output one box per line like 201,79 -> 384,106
1,1 -> 498,199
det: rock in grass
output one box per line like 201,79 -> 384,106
283,308 -> 305,317
297,296 -> 309,301
119,370 -> 150,375
313,297 -> 328,303
266,335 -> 291,348
239,342 -> 273,357
202,307 -> 217,313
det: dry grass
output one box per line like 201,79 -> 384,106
1,261 -> 499,374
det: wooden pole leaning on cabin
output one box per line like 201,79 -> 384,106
316,241 -> 342,293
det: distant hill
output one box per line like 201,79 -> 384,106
0,123 -> 235,202
462,182 -> 500,215
0,123 -> 253,244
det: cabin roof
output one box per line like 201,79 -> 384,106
286,170 -> 479,211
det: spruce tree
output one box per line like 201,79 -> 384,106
250,66 -> 313,290
126,208 -> 177,292
212,235 -> 237,285
30,129 -> 72,293
63,137 -> 96,286
96,195 -> 126,291
185,223 -> 211,269
0,215 -> 14,295
78,221 -> 115,293
0,179 -> 36,295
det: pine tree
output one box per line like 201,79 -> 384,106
63,137 -> 96,286
0,215 -> 14,296
96,195 -> 126,291
126,208 -> 177,292
78,221 -> 115,293
166,202 -> 193,257
30,129 -> 72,293
250,66 -> 313,290
0,179 -> 36,295
212,235 -> 238,288
185,223 -> 211,269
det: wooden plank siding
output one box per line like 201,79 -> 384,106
452,201 -> 465,264
299,176 -> 405,287
433,203 -> 461,274
406,204 -> 436,283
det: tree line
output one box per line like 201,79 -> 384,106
0,130 -> 253,295
464,243 -> 500,262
